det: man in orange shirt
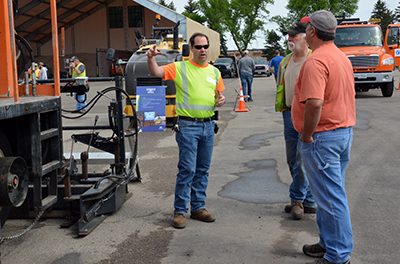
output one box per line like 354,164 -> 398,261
146,33 -> 226,229
292,10 -> 356,264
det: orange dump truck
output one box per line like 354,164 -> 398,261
334,19 -> 400,97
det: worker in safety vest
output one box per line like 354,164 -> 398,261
69,56 -> 87,112
146,32 -> 226,229
28,63 -> 40,80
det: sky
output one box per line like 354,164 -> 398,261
170,0 -> 398,49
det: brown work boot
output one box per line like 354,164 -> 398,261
190,209 -> 215,222
284,203 -> 317,214
173,213 -> 186,229
290,201 -> 304,220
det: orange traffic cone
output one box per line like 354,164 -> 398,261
235,87 -> 249,112
396,78 -> 400,90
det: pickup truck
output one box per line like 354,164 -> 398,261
213,56 -> 238,78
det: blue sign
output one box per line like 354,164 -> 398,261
136,86 -> 166,132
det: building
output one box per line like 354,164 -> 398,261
14,0 -> 220,77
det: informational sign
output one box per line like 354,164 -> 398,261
136,86 -> 166,132
395,49 -> 400,57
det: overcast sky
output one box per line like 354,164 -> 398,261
170,0 -> 398,49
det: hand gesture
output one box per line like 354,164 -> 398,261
146,45 -> 163,58
215,90 -> 226,107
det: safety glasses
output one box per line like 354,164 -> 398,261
193,44 -> 209,50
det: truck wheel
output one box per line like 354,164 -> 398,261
381,80 -> 394,97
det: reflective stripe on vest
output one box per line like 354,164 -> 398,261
175,61 -> 219,117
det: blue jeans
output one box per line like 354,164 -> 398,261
300,127 -> 353,263
282,110 -> 315,207
75,93 -> 86,111
240,73 -> 253,100
174,118 -> 215,214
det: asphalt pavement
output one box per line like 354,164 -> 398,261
1,71 -> 400,264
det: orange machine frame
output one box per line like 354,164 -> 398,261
0,0 -> 60,100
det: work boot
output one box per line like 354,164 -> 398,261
173,213 -> 186,229
284,204 -> 317,214
303,243 -> 327,258
291,201 -> 304,220
190,209 -> 215,222
306,258 -> 350,264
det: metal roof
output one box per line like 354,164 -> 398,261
14,0 -> 116,46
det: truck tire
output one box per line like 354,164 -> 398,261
381,80 -> 394,97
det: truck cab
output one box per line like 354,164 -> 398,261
334,20 -> 398,97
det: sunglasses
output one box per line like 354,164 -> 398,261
193,44 -> 209,50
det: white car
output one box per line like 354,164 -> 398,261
254,59 -> 272,77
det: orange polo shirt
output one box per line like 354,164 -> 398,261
292,42 -> 356,133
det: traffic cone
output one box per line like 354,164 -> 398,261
396,78 -> 400,90
235,87 -> 249,112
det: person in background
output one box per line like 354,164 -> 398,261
38,62 -> 48,80
269,50 -> 284,82
146,32 -> 226,229
69,56 -> 87,113
292,10 -> 356,264
237,50 -> 255,101
276,22 -> 316,220
29,63 -> 40,80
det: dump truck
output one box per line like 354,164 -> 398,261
334,18 -> 400,97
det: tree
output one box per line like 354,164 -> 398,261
263,30 -> 284,60
285,0 -> 358,21
198,0 -> 273,55
182,0 -> 206,24
395,2 -> 400,23
370,0 -> 394,36
271,0 -> 359,47
158,0 -> 176,11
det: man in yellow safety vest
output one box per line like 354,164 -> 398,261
146,32 -> 226,229
69,56 -> 87,113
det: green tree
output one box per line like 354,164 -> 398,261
395,2 -> 400,22
263,30 -> 284,60
271,0 -> 359,46
158,0 -> 176,11
198,0 -> 273,55
182,0 -> 206,24
370,0 -> 394,36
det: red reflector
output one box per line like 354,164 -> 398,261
14,178 -> 18,185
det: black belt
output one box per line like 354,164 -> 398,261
179,116 -> 212,122
287,106 -> 292,111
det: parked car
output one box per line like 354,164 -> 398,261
254,59 -> 271,77
214,56 -> 238,78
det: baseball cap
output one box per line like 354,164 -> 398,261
244,50 -> 249,54
71,56 -> 79,61
301,10 -> 337,34
283,22 -> 306,35
38,62 -> 44,66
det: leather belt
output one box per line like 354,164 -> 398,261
179,116 -> 212,122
